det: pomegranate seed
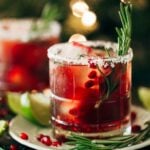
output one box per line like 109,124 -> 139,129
131,111 -> 137,123
40,136 -> 52,146
88,71 -> 97,79
20,132 -> 28,140
52,141 -> 61,147
10,144 -> 17,150
37,134 -> 44,141
85,80 -> 95,88
132,125 -> 141,133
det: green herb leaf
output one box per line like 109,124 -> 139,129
116,3 -> 132,56
66,121 -> 150,150
30,3 -> 60,35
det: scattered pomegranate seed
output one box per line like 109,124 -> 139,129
52,141 -> 61,147
131,111 -> 137,123
37,134 -> 62,147
20,132 -> 28,140
85,80 -> 95,88
37,134 -> 44,141
72,41 -> 92,53
132,125 -> 141,133
88,71 -> 97,79
40,136 -> 52,146
9,144 -> 17,150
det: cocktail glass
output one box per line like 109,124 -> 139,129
0,19 -> 61,91
48,41 -> 133,138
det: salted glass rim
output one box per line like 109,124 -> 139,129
48,40 -> 133,66
0,18 -> 61,42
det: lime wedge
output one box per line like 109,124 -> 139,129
0,120 -> 8,136
6,91 -> 51,126
7,92 -> 22,114
138,87 -> 150,110
29,93 -> 51,126
20,92 -> 36,123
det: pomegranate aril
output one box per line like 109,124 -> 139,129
85,80 -> 95,88
132,125 -> 141,133
10,144 -> 17,150
88,71 -> 97,79
20,132 -> 28,140
52,141 -> 61,147
131,111 -> 137,123
37,134 -> 44,141
40,136 -> 52,146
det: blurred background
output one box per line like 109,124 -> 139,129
0,0 -> 149,97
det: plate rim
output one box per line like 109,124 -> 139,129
9,105 -> 150,150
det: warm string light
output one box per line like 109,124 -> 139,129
121,0 -> 132,4
81,11 -> 96,27
71,0 -> 89,17
70,0 -> 97,27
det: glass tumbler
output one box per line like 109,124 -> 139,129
0,19 -> 61,91
48,41 -> 133,138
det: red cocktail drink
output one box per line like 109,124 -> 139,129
0,19 -> 61,91
48,41 -> 133,138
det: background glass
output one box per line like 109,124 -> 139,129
0,19 -> 61,91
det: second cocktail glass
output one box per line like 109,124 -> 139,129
0,19 -> 61,91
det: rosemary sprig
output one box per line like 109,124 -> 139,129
66,121 -> 150,150
95,64 -> 111,108
95,3 -> 132,107
116,3 -> 132,56
31,3 -> 60,34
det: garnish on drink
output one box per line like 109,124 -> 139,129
66,121 -> 150,150
30,3 -> 60,38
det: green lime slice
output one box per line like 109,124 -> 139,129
29,92 -> 51,126
138,87 -> 150,110
7,92 -> 22,114
0,120 -> 8,136
20,92 -> 37,123
6,91 -> 51,126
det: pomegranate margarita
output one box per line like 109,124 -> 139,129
48,41 -> 133,138
0,19 -> 61,91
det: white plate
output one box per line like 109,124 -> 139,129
9,105 -> 150,150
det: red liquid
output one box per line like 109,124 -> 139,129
50,60 -> 131,135
0,37 -> 59,91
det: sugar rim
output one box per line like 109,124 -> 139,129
47,40 -> 133,65
0,18 -> 61,42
